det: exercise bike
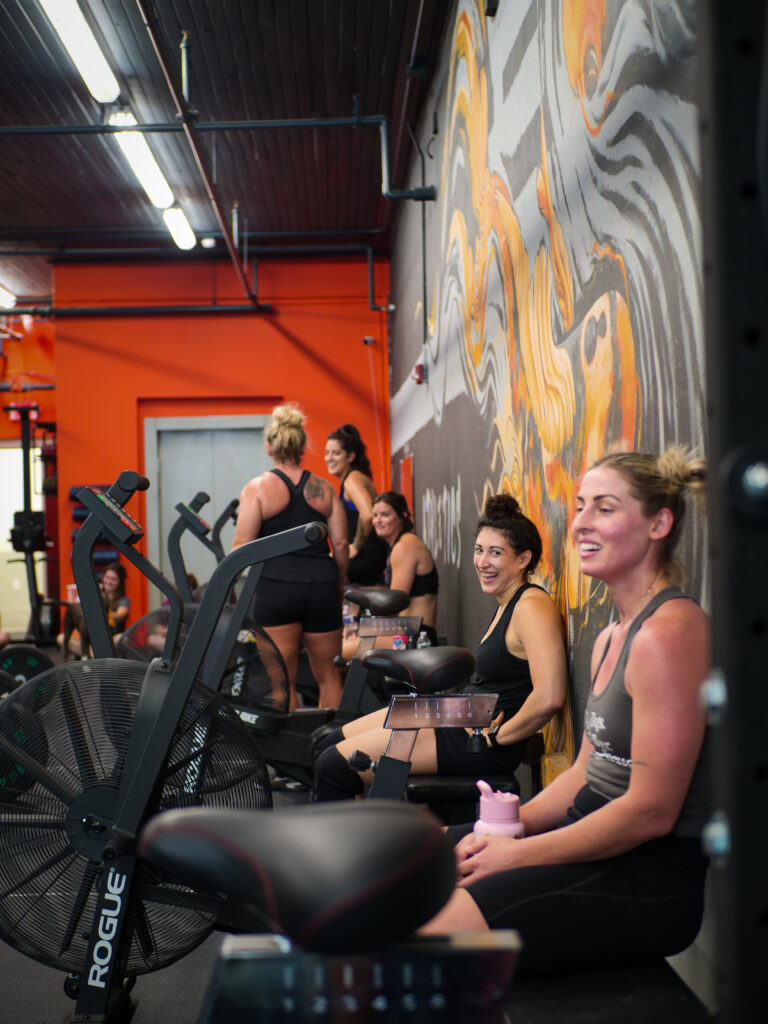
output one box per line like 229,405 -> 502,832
0,470 -> 327,1021
138,803 -> 520,1022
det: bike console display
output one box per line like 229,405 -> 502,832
76,486 -> 145,545
175,501 -> 212,537
384,694 -> 498,731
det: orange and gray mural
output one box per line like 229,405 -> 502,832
390,0 -> 706,741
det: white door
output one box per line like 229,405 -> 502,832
0,446 -> 45,636
144,416 -> 269,607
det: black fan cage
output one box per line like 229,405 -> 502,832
117,611 -> 290,716
0,658 -> 272,977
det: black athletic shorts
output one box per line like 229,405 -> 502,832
250,578 -> 342,633
435,727 -> 526,776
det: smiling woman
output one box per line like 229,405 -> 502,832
419,449 -> 712,980
312,493 -> 568,801
324,424 -> 388,586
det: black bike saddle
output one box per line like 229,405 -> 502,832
344,586 -> 410,616
362,646 -> 476,693
138,801 -> 455,953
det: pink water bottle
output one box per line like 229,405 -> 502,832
473,780 -> 525,838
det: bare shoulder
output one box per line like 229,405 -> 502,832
634,596 -> 710,652
628,597 -> 711,690
240,473 -> 269,499
514,586 -> 563,629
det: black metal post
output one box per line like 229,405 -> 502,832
698,2 -> 768,1020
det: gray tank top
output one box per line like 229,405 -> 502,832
584,587 -> 711,838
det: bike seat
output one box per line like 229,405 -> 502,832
344,586 -> 410,616
138,801 -> 454,953
362,647 -> 475,693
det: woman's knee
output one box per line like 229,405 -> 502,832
313,746 -> 365,802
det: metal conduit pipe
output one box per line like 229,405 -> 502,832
9,244 -> 384,317
0,117 -> 436,202
8,305 -> 269,318
134,0 -> 254,305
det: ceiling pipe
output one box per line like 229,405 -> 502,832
0,225 -> 386,243
8,246 -> 387,317
391,0 -> 428,181
133,0 -> 257,306
8,304 -> 268,318
0,116 -> 436,202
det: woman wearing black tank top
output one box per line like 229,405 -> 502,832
420,449 -> 712,979
232,404 -> 349,709
312,494 -> 567,799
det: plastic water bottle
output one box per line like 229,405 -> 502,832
416,630 -> 431,649
473,780 -> 525,838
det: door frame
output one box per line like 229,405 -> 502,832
143,415 -> 269,600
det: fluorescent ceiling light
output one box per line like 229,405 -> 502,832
39,0 -> 120,104
163,207 -> 197,251
0,285 -> 17,308
109,112 -> 174,209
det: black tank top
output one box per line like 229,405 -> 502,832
259,469 -> 336,582
384,533 -> 439,596
463,583 -> 541,715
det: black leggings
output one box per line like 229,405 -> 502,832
447,794 -> 708,976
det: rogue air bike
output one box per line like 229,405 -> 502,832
0,471 -> 518,1023
0,471 -> 322,1020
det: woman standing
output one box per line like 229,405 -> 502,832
232,404 -> 349,709
313,493 -> 568,800
324,424 -> 388,585
420,449 -> 711,978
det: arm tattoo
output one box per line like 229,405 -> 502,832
304,475 -> 325,500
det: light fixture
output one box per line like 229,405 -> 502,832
39,0 -> 120,103
162,207 -> 196,251
0,284 -> 17,308
109,112 -> 175,209
201,237 -> 216,249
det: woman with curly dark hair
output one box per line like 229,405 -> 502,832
313,492 -> 567,800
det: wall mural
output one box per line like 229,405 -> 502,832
390,0 -> 706,751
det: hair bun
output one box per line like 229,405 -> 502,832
273,403 -> 305,428
483,493 -> 522,520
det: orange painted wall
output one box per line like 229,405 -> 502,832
51,256 -> 391,618
0,318 -> 56,433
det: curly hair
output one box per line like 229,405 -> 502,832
475,494 -> 543,578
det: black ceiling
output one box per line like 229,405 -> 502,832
0,0 -> 452,303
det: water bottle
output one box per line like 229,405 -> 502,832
342,603 -> 356,639
416,630 -> 431,649
473,780 -> 525,838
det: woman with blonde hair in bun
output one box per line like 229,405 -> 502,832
313,492 -> 568,800
233,404 -> 349,709
420,448 -> 712,979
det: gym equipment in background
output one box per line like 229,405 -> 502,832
0,469 -> 325,1022
1,393 -> 58,680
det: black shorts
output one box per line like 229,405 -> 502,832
250,578 -> 342,633
434,727 -> 526,776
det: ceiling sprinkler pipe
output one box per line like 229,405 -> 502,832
9,304 -> 271,318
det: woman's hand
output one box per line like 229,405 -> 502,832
455,831 -> 526,886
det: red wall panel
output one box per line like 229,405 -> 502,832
50,256 -> 391,618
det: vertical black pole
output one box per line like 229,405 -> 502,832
698,2 -> 768,1020
18,405 -> 42,639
